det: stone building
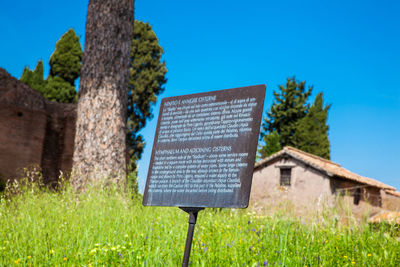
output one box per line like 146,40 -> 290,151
250,146 -> 400,217
0,68 -> 76,186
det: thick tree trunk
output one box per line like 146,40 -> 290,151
72,0 -> 134,188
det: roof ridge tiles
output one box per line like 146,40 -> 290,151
284,146 -> 341,167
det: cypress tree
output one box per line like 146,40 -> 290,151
49,29 -> 83,85
20,66 -> 32,83
259,77 -> 330,159
259,130 -> 282,158
292,93 -> 330,159
127,20 -> 167,171
20,60 -> 46,94
261,77 -> 312,148
46,29 -> 82,103
20,66 -> 34,86
42,76 -> 77,103
20,29 -> 82,103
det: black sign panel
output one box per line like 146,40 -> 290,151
143,85 -> 266,208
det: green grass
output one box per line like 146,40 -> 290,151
0,180 -> 399,266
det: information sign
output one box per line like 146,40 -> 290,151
143,85 -> 266,208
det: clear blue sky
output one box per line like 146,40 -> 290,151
1,0 -> 399,192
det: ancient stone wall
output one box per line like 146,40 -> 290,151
0,104 -> 47,180
40,102 -> 76,186
0,68 -> 76,186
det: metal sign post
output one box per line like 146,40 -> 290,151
180,207 -> 204,267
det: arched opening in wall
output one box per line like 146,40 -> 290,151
354,188 -> 361,205
17,112 -> 23,117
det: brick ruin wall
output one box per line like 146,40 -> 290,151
0,68 -> 76,186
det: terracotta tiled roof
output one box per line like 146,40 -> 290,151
385,190 -> 400,197
368,211 -> 400,224
255,146 -> 396,190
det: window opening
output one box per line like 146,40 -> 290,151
280,168 -> 291,186
354,188 -> 361,205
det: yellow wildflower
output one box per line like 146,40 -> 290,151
27,256 -> 31,259
14,259 -> 20,264
367,253 -> 372,257
63,256 -> 67,261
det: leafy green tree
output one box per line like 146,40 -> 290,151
20,29 -> 82,103
127,20 -> 167,172
46,29 -> 82,103
259,130 -> 282,158
292,93 -> 330,159
261,77 -> 312,147
260,77 -> 330,159
49,29 -> 83,85
20,60 -> 46,94
42,76 -> 77,103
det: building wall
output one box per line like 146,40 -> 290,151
0,68 -> 76,186
331,178 -> 383,220
40,102 -> 76,186
0,104 -> 47,180
331,179 -> 381,206
382,191 -> 400,212
249,157 -> 334,214
249,156 -> 386,220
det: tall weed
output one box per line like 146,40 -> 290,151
0,178 -> 399,266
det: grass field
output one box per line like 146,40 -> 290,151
0,178 -> 399,266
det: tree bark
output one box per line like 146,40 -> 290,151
72,0 -> 134,188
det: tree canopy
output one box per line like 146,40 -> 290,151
259,77 -> 330,159
20,29 -> 82,103
20,60 -> 46,93
49,29 -> 82,85
127,20 -> 167,171
292,93 -> 330,159
258,130 -> 281,159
